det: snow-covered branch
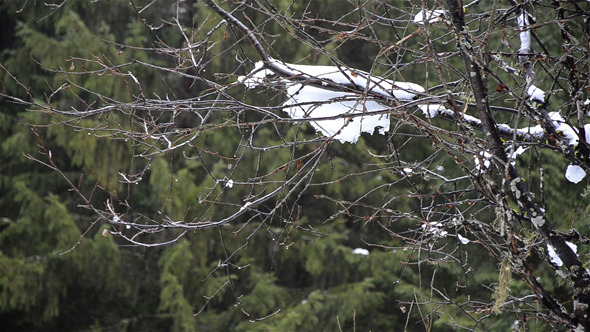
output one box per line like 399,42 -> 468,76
238,59 -> 424,143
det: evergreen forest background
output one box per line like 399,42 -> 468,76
1,1 -> 589,331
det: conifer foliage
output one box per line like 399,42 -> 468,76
2,0 -> 590,331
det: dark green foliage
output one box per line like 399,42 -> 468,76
2,1 -> 589,331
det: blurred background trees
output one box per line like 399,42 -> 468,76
2,0 -> 590,331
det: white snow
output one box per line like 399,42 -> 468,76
508,146 -> 528,159
283,84 -> 389,143
226,179 -> 234,188
421,222 -> 448,237
462,113 -> 480,123
392,81 -> 426,100
512,112 -> 586,148
565,164 -> 586,183
352,248 -> 370,255
517,13 -> 531,55
242,59 -> 424,100
238,59 -> 425,143
457,234 -> 470,244
516,124 -> 544,139
556,124 -> 578,146
430,107 -> 481,126
527,85 -> 545,102
419,104 -> 448,118
506,145 -> 528,166
547,241 -> 577,267
548,112 -> 563,122
237,61 -> 274,88
548,112 -> 579,146
403,167 -> 413,175
413,9 -> 446,25
474,151 -> 492,171
239,201 -> 252,212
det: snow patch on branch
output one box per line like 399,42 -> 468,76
239,201 -> 252,212
283,85 -> 389,143
457,234 -> 470,244
547,112 -> 580,146
391,81 -> 426,101
547,241 -> 577,267
506,145 -> 529,166
237,61 -> 273,88
419,104 -> 449,118
474,151 -> 492,171
515,124 -> 544,140
421,222 -> 448,237
507,146 -> 528,160
413,9 -> 446,25
239,59 -> 424,100
527,85 -> 545,103
238,59 -> 425,143
512,112 -> 585,147
517,12 -> 532,55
